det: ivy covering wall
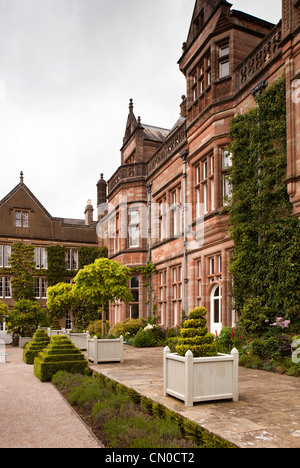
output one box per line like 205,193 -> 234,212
47,245 -> 108,286
227,75 -> 300,333
10,243 -> 36,301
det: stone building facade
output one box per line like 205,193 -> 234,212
98,0 -> 300,334
0,173 -> 98,336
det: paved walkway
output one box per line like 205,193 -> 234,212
89,345 -> 300,449
1,344 -> 300,449
0,345 -> 102,448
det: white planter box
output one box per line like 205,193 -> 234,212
163,347 -> 239,407
47,328 -> 67,337
66,332 -> 89,351
19,337 -> 32,348
88,335 -> 124,363
43,329 -> 89,350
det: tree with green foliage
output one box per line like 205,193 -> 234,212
227,75 -> 300,334
47,282 -> 100,331
47,282 -> 73,323
7,300 -> 47,337
73,258 -> 133,337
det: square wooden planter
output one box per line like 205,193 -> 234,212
88,335 -> 124,363
163,347 -> 239,407
19,337 -> 32,348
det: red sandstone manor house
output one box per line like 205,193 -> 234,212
98,0 -> 300,334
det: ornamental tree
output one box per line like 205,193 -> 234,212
72,258 -> 133,337
47,282 -> 74,323
7,300 -> 47,337
176,306 -> 218,357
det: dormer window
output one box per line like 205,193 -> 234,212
15,210 -> 29,228
194,10 -> 204,35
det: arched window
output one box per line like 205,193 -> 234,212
210,285 -> 222,334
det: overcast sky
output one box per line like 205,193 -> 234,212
0,0 -> 282,219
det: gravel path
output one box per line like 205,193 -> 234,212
0,345 -> 102,448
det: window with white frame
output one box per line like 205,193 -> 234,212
65,310 -> 72,330
66,248 -> 78,270
171,186 -> 182,238
34,277 -> 48,299
195,154 -> 215,217
196,260 -> 202,306
172,265 -> 182,326
4,278 -> 11,298
158,270 -> 167,325
15,210 -> 29,228
129,276 -> 139,319
221,150 -> 232,205
208,254 -> 222,284
158,196 -> 168,242
129,210 -> 139,248
219,44 -> 230,79
41,278 -> 47,298
114,214 -> 120,254
0,277 -> 11,299
0,245 -> 12,268
34,278 -> 40,299
34,247 -> 48,269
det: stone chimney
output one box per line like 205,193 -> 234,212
97,173 -> 107,206
84,199 -> 94,226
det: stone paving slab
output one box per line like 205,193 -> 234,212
89,345 -> 300,449
0,346 -> 102,449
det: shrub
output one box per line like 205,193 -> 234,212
34,335 -> 88,382
109,318 -> 143,339
88,320 -> 103,337
50,317 -> 61,330
23,329 -> 50,365
7,300 -> 47,337
132,325 -> 165,348
176,307 -> 218,357
165,336 -> 179,353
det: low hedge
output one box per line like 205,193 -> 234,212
23,329 -> 50,365
34,335 -> 88,382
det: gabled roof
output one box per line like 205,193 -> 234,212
123,99 -> 139,143
0,180 -> 52,219
123,99 -> 170,146
185,0 -> 231,48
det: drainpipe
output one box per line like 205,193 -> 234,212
147,182 -> 153,318
180,149 -> 189,320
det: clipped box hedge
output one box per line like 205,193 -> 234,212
34,335 -> 88,382
23,329 -> 51,365
176,307 -> 218,358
